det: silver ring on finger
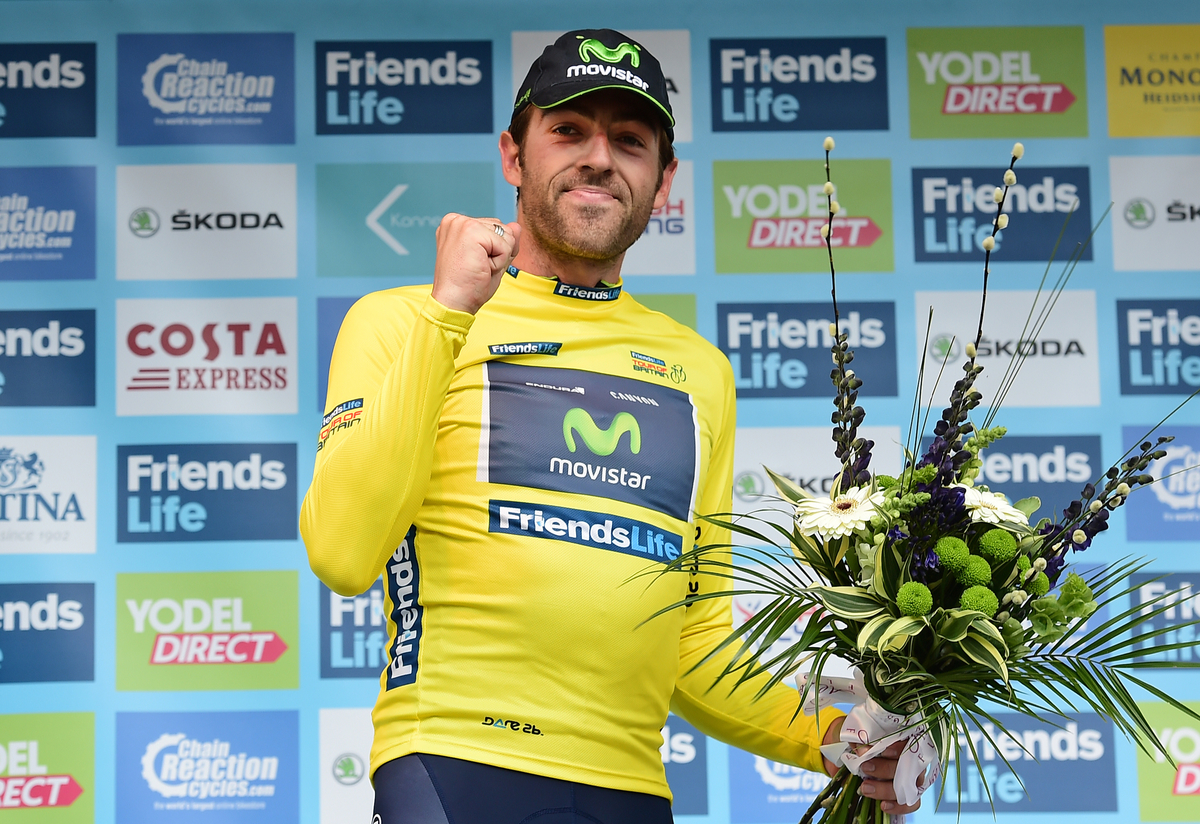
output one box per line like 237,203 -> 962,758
492,223 -> 505,237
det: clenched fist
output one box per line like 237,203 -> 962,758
431,213 -> 521,315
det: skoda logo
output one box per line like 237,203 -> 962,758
1123,198 -> 1155,229
734,471 -> 765,502
332,752 -> 365,786
928,334 -> 961,363
129,207 -> 160,238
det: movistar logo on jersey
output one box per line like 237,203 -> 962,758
553,282 -> 621,302
490,500 -> 681,563
578,37 -> 641,67
480,362 -> 697,521
488,341 -> 561,357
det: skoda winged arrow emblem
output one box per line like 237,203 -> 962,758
577,37 -> 641,68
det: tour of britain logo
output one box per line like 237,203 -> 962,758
116,571 -> 298,692
0,166 -> 95,281
1123,427 -> 1200,542
116,710 -> 298,823
907,27 -> 1088,138
912,166 -> 1092,262
1118,300 -> 1200,395
316,40 -> 491,134
0,582 -> 93,684
1136,701 -> 1200,820
0,435 -> 95,555
709,37 -> 888,132
1106,25 -> 1200,138
117,33 -> 294,145
317,163 -> 492,278
1110,156 -> 1200,272
0,309 -> 95,406
712,159 -> 892,273
0,712 -> 92,818
0,43 -> 95,138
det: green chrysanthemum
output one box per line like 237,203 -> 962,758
935,536 -> 970,576
1029,571 -> 1050,597
897,581 -> 933,617
1017,555 -> 1031,575
958,555 -> 992,587
961,585 -> 1000,616
976,528 -> 1018,564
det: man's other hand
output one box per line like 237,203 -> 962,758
822,716 -> 923,816
432,213 -> 521,315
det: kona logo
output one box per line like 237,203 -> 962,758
563,408 -> 641,456
578,38 -> 640,67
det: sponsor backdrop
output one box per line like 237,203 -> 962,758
0,1 -> 1197,823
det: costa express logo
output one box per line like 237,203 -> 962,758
913,166 -> 1092,262
0,309 -> 94,406
0,166 -> 95,281
117,297 -> 297,416
1130,573 -> 1200,663
718,302 -> 897,398
1136,701 -> 1200,820
1124,429 -> 1200,542
118,443 -> 295,542
710,37 -> 887,131
0,583 -> 92,684
712,159 -> 892,273
116,711 -> 298,821
0,435 -> 96,555
0,43 -> 94,138
479,361 -> 698,521
907,27 -> 1087,138
319,579 -> 386,679
116,571 -> 298,691
939,713 -> 1115,812
316,40 -> 490,134
1106,25 -> 1200,138
0,713 -> 92,817
117,33 -> 294,146
1118,301 -> 1200,394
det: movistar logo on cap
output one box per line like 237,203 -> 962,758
577,37 -> 641,68
563,408 -> 641,456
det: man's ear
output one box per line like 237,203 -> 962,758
652,157 -> 680,211
499,131 -> 522,188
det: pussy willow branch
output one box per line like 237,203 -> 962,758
973,154 -> 1020,350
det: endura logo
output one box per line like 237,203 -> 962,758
562,408 -> 641,456
578,37 -> 641,67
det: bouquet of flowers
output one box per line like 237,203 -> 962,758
666,139 -> 1200,823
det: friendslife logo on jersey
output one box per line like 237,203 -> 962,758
489,501 -> 684,562
0,43 -> 95,138
710,37 -> 888,132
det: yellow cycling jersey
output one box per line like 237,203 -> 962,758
301,267 -> 840,799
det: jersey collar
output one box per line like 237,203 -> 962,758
506,265 -> 623,303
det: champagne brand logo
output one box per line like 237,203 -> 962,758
1106,25 -> 1200,137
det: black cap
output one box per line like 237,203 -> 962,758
512,29 -> 674,142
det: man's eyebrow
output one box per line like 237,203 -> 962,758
550,102 -> 657,129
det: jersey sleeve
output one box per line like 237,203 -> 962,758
669,361 -> 843,774
300,291 -> 475,596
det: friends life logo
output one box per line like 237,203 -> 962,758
1129,573 -> 1200,664
0,436 -> 96,555
1124,427 -> 1200,542
117,33 -> 294,146
912,166 -> 1092,262
0,166 -> 95,281
907,27 -> 1088,138
0,583 -> 92,684
1118,301 -> 1200,394
710,37 -> 887,132
116,297 -> 297,416
0,43 -> 94,138
958,435 -> 1100,521
319,579 -> 386,679
712,159 -> 893,274
116,711 -> 298,822
662,715 -> 707,815
0,713 -> 92,815
117,443 -> 296,543
316,41 -> 490,134
718,302 -> 897,399
937,713 -> 1116,813
0,309 -> 94,407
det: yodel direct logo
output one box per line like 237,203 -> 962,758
0,713 -> 92,815
710,38 -> 888,131
0,43 -> 95,138
0,583 -> 93,684
912,166 -> 1092,262
317,41 -> 491,134
0,309 -> 94,406
117,443 -> 296,542
718,302 -> 897,398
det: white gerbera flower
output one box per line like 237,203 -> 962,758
958,485 -> 1028,525
795,486 -> 884,539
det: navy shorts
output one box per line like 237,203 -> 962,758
371,753 -> 674,824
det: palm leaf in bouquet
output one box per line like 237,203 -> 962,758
654,139 -> 1200,823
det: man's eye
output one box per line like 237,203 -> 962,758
552,125 -> 577,135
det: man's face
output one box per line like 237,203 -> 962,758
502,90 -> 677,263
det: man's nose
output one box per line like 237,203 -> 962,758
577,131 -> 615,172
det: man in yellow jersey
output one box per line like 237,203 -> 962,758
302,29 -> 920,824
